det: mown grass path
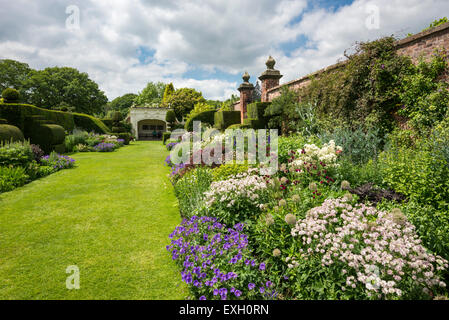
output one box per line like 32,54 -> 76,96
0,141 -> 187,299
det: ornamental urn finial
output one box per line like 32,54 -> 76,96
266,56 -> 276,69
242,71 -> 250,83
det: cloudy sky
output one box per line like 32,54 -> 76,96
0,0 -> 448,101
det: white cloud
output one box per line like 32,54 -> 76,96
0,0 -> 448,100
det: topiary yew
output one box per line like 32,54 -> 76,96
2,88 -> 20,103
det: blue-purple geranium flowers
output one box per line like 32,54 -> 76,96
167,216 -> 277,300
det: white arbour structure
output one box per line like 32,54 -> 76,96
128,106 -> 169,140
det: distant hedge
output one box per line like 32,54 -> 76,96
0,103 -> 109,134
185,110 -> 216,131
226,123 -> 252,130
214,111 -> 241,131
73,113 -> 110,134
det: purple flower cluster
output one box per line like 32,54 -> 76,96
167,216 -> 277,300
40,154 -> 75,170
166,142 -> 179,151
93,142 -> 116,152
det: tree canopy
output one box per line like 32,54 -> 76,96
163,88 -> 206,120
162,82 -> 175,105
0,59 -> 33,101
0,59 -> 108,115
134,82 -> 166,107
107,93 -> 138,118
22,66 -> 108,114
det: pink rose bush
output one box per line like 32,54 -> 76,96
288,197 -> 448,299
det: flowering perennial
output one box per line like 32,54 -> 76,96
203,169 -> 269,225
290,198 -> 448,299
93,142 -> 117,152
40,153 -> 75,170
291,140 -> 342,171
167,216 -> 277,300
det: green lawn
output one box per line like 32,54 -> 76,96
0,141 -> 187,299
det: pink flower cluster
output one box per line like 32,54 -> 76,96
290,198 -> 448,298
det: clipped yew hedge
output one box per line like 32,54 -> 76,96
214,111 -> 241,131
0,103 -> 109,134
185,110 -> 216,131
0,123 -> 24,143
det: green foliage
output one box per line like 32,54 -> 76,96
27,123 -> 66,154
0,59 -> 32,100
164,88 -> 205,120
186,102 -> 215,122
377,200 -> 449,261
2,88 -> 20,102
210,163 -> 249,181
65,128 -> 89,153
398,51 -> 449,132
219,94 -> 239,111
107,93 -> 137,118
246,102 -> 270,129
165,109 -> 176,124
318,127 -> 384,164
214,111 -> 241,131
72,112 -> 110,134
299,37 -> 414,133
162,83 -> 175,105
0,124 -> 24,143
173,167 -> 212,217
184,110 -> 216,132
226,123 -> 251,130
0,140 -> 33,167
162,132 -> 172,145
423,17 -> 448,31
292,100 -> 320,136
117,132 -> 132,145
277,134 -> 307,164
23,66 -> 108,115
379,143 -> 449,210
0,166 -> 28,193
334,158 -> 384,188
265,86 -> 299,135
134,82 -> 166,107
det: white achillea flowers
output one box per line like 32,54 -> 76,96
204,169 -> 268,209
290,198 -> 448,298
291,140 -> 343,170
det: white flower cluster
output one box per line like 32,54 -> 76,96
203,169 -> 268,209
291,140 -> 342,170
290,198 -> 448,298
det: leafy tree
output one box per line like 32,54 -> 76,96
0,59 -> 33,100
185,102 -> 216,122
162,82 -> 175,105
108,93 -> 138,118
134,82 -> 166,107
164,88 -> 205,120
23,66 -> 108,115
265,86 -> 299,135
219,94 -> 239,111
252,80 -> 261,102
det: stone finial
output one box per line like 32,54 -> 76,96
266,56 -> 276,70
242,71 -> 250,83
